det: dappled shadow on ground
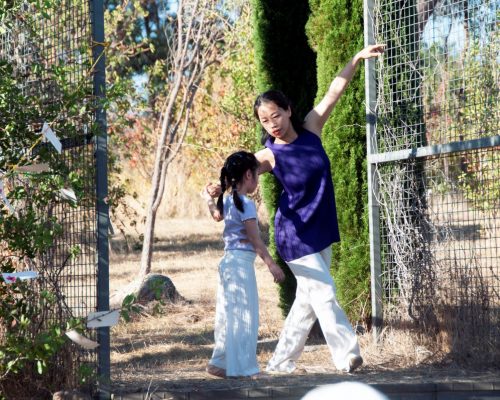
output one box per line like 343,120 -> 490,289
110,233 -> 223,258
112,346 -> 214,371
112,330 -> 215,354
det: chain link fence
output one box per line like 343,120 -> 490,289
0,0 -> 108,396
365,0 -> 499,363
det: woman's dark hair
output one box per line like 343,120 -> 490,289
253,90 -> 304,145
217,151 -> 259,215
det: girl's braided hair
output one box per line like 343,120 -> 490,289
217,151 -> 259,215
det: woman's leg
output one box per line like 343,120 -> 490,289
308,247 -> 361,371
267,248 -> 360,372
266,265 -> 317,373
221,251 -> 260,377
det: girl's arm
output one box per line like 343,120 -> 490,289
201,185 -> 223,222
303,44 -> 385,136
244,219 -> 285,283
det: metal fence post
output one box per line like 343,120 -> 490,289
91,0 -> 110,397
364,0 -> 383,342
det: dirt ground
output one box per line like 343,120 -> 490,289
109,217 -> 499,395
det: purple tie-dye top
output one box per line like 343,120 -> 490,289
265,129 -> 340,261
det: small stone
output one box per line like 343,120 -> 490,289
136,273 -> 184,303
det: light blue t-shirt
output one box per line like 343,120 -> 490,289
223,194 -> 257,252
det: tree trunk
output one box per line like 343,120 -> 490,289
138,125 -> 170,281
138,200 -> 158,281
133,0 -> 225,287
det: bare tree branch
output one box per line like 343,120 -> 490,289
136,0 -> 231,281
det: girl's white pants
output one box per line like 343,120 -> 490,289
266,246 -> 360,372
209,250 -> 260,377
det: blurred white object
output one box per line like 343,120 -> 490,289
40,122 -> 62,153
0,180 -> 15,214
2,271 -> 38,283
59,188 -> 77,203
301,381 -> 388,400
87,310 -> 120,328
65,330 -> 99,350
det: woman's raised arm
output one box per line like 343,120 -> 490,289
303,44 -> 385,136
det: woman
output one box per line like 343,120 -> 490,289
207,44 -> 384,373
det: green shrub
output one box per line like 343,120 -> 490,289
306,0 -> 370,322
252,0 -> 317,314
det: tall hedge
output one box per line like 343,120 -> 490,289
251,0 -> 317,314
306,0 -> 370,322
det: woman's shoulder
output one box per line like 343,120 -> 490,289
300,128 -> 322,144
301,127 -> 319,137
255,148 -> 274,174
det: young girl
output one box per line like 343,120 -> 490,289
202,151 -> 285,378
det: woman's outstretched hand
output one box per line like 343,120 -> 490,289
201,184 -> 223,222
206,183 -> 222,198
356,44 -> 385,61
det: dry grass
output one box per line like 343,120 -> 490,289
109,217 -> 497,394
110,217 -> 294,386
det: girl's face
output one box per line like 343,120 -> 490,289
256,101 -> 292,140
242,169 -> 259,194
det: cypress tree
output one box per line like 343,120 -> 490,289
252,0 -> 317,314
306,0 -> 370,322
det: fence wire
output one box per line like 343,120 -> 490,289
1,0 -> 100,391
370,0 -> 499,362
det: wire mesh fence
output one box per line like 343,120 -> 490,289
367,0 -> 499,363
1,0 -> 107,395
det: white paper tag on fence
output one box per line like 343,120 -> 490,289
2,271 -> 38,284
65,330 -> 99,350
0,180 -> 15,214
87,310 -> 120,328
108,216 -> 115,236
16,163 -> 50,173
59,188 -> 77,203
41,122 -> 62,153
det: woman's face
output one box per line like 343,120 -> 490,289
256,101 -> 291,140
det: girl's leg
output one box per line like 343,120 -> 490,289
266,268 -> 317,373
208,258 -> 228,372
222,251 -> 260,377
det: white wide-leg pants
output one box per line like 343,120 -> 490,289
209,250 -> 260,377
266,246 -> 360,372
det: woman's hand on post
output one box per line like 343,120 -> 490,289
356,44 -> 385,60
355,44 -> 385,62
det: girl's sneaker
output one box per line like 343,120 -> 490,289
206,364 -> 226,378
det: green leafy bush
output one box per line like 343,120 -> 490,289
1,3 -> 98,396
